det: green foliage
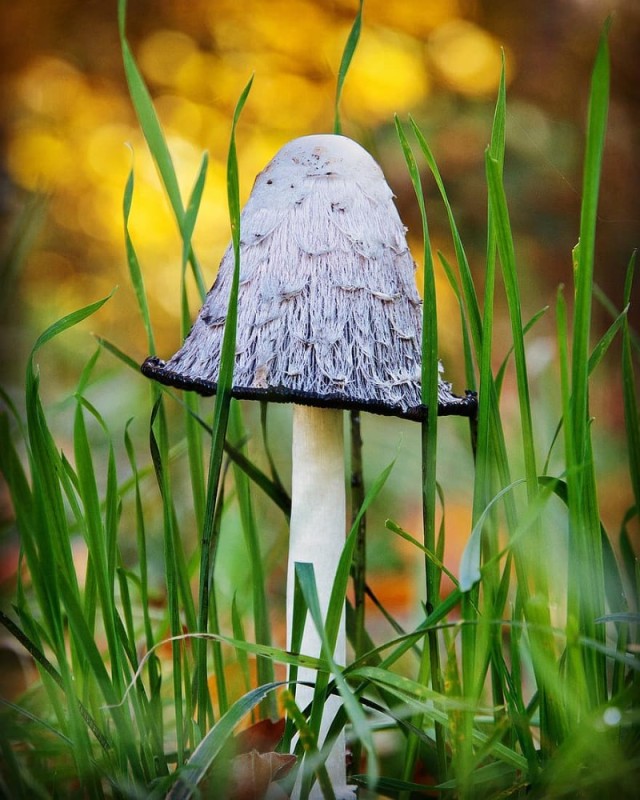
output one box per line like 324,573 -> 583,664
0,6 -> 638,800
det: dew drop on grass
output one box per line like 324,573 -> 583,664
602,707 -> 622,727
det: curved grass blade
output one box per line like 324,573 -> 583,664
459,479 -> 526,592
117,0 -> 206,297
168,682 -> 288,800
333,0 -> 364,135
296,563 -> 378,794
29,292 -> 114,368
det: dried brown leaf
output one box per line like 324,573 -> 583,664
227,750 -> 296,800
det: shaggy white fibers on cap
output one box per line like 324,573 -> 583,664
142,134 -> 475,420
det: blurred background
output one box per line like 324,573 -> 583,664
0,0 -> 638,634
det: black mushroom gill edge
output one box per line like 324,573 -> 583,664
141,356 -> 478,422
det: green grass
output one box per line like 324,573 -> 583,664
1,4 -> 639,799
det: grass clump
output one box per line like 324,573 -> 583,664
0,4 -> 638,800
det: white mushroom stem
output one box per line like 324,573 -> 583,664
287,405 -> 354,800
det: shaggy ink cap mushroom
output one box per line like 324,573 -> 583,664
142,134 -> 476,420
141,134 -> 476,799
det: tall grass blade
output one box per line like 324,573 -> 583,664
485,155 -> 537,499
571,23 -> 611,442
395,115 -> 446,787
196,75 -> 253,730
148,397 -> 189,759
228,401 -> 276,717
331,5 -> 369,767
565,23 -> 611,712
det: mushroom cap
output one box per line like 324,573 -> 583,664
142,134 -> 476,420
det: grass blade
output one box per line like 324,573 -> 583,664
168,683 -> 288,800
123,166 -> 155,353
196,75 -> 253,730
333,0 -> 364,135
395,114 -> 446,787
228,401 -> 276,717
622,252 -> 639,513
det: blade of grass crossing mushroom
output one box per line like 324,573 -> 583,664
196,75 -> 253,731
299,457 -> 395,799
395,117 -> 447,788
332,2 -> 368,731
325,456 -> 396,661
296,563 -> 378,798
120,77 -> 197,744
120,4 -> 261,586
282,690 -> 336,800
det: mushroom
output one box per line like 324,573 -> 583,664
142,134 -> 476,798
